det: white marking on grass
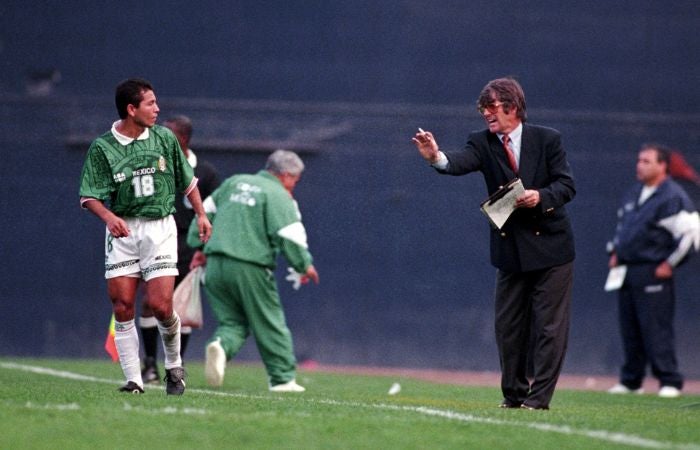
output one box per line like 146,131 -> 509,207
123,402 -> 207,415
2,362 -> 698,449
1,362 -> 122,384
24,401 -> 80,411
398,405 -> 697,450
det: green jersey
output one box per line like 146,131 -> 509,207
187,170 -> 313,272
79,123 -> 195,218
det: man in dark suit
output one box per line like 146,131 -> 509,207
413,77 -> 575,410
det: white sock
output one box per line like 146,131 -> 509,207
139,316 -> 158,328
114,319 -> 143,387
158,313 -> 182,369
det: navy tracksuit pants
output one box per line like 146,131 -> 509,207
617,264 -> 683,390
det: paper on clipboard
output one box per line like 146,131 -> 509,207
480,178 -> 525,229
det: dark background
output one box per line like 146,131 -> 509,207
1,1 -> 699,378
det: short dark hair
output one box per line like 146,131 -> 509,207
164,115 -> 193,141
477,77 -> 527,122
115,78 -> 154,119
641,142 -> 671,173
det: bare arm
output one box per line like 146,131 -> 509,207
82,198 -> 130,238
186,186 -> 213,243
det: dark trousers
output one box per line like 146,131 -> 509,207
618,278 -> 682,389
495,261 -> 573,409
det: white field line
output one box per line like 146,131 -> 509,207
23,401 -> 81,411
2,361 -> 698,450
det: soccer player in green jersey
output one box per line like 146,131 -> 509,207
78,78 -> 212,395
187,150 -> 319,392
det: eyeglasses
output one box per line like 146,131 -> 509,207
477,102 -> 504,115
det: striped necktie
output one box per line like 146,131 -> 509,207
502,134 -> 518,173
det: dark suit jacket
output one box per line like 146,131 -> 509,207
439,123 -> 575,273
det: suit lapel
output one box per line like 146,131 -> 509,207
489,134 -> 517,179
518,125 -> 539,186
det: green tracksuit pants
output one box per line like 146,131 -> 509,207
204,254 -> 297,385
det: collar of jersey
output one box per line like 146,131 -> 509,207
111,120 -> 150,145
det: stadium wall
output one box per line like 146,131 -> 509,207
1,1 -> 699,377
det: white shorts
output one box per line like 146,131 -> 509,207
104,216 -> 179,282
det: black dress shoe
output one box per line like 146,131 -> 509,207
499,399 -> 523,408
521,403 -> 549,410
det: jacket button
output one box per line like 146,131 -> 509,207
500,232 -> 506,237
535,231 -> 541,236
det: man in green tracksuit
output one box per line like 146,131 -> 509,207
187,149 -> 319,392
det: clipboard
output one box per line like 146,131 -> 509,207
479,178 -> 525,229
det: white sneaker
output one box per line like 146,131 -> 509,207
205,338 -> 226,387
269,379 -> 305,392
658,386 -> 681,398
607,383 -> 644,394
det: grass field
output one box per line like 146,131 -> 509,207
1,358 -> 699,449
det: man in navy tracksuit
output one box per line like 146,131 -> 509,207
607,143 -> 699,398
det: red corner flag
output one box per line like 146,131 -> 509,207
104,315 -> 119,362
669,150 -> 700,185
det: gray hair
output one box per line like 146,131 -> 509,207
265,149 -> 305,176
